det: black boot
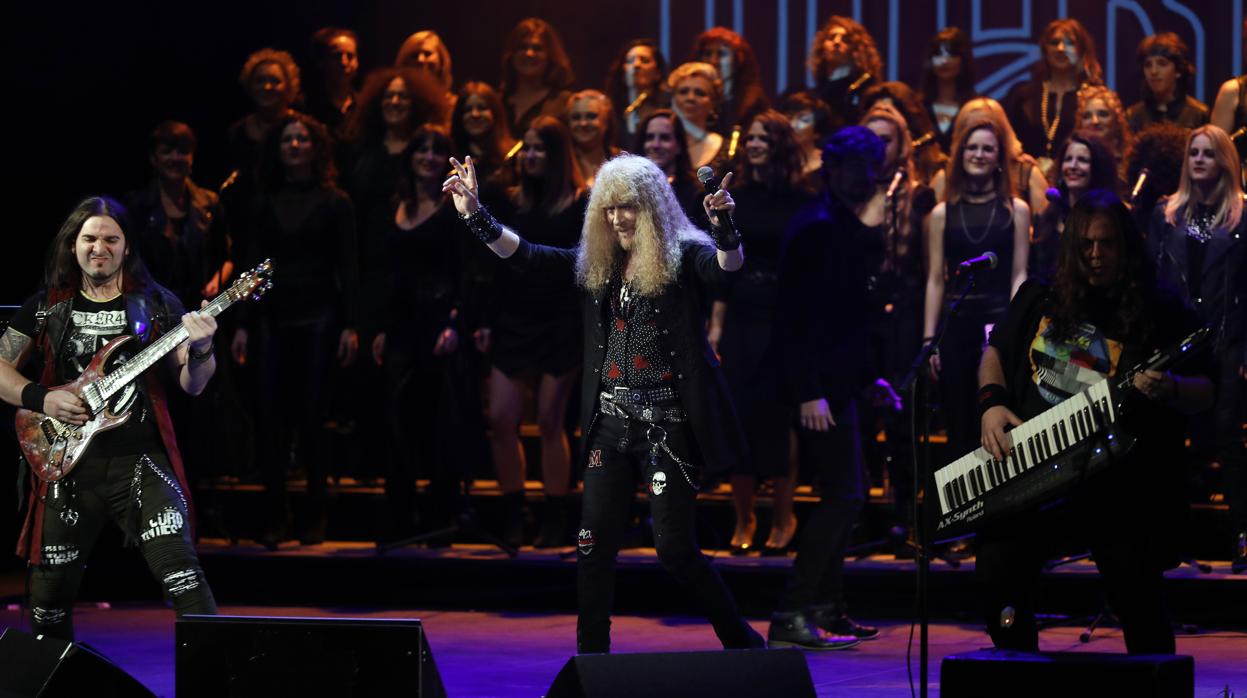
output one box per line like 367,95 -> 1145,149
1233,531 -> 1246,574
534,495 -> 573,548
809,603 -> 880,640
767,611 -> 860,650
501,491 -> 528,549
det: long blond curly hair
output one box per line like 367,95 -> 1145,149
576,154 -> 712,296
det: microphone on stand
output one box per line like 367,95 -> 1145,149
955,251 -> 998,275
1130,168 -> 1150,204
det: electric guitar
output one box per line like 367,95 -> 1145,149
16,260 -> 273,482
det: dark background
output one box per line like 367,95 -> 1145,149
1,0 -> 1242,559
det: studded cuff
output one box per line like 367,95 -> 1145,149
461,206 -> 503,244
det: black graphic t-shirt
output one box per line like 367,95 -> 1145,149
10,292 -> 164,457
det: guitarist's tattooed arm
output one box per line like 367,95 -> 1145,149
0,328 -> 34,408
0,328 -> 31,366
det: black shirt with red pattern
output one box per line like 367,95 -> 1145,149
600,276 -> 675,390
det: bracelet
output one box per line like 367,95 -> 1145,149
977,383 -> 1010,417
189,343 -> 215,365
21,383 -> 49,413
461,206 -> 503,244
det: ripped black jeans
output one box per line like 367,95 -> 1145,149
29,451 -> 218,641
576,413 -> 755,653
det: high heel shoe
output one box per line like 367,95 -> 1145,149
729,512 -> 757,555
762,513 -> 798,556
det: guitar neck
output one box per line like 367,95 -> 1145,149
96,292 -> 235,400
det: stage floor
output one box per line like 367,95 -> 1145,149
2,604 -> 1244,697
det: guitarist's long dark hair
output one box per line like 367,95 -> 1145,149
45,196 -> 153,293
1049,189 -> 1155,343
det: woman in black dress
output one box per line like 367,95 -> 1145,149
374,125 -> 487,541
918,27 -> 977,154
712,109 -> 815,555
451,81 -> 518,187
1031,134 -> 1118,282
498,18 -> 575,137
604,39 -> 669,141
1002,18 -> 1103,181
231,113 -> 360,547
924,113 -> 1031,460
304,27 -> 360,136
487,115 -> 588,547
1125,33 -> 1208,134
691,27 -> 769,136
635,109 -> 705,224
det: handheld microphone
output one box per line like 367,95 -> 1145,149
1130,168 -> 1150,202
697,166 -> 740,241
956,251 -> 998,275
885,170 -> 904,199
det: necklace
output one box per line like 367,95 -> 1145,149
1040,81 -> 1064,157
1185,205 -> 1217,243
957,196 -> 999,246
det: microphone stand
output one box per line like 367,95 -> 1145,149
898,268 -> 978,698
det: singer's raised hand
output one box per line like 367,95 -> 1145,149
442,156 -> 480,216
703,171 -> 735,226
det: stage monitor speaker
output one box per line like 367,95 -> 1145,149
176,614 -> 446,698
941,649 -> 1194,698
545,648 -> 815,698
0,626 -> 155,697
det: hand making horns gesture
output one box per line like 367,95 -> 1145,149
442,156 -> 481,217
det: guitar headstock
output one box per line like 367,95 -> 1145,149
228,259 -> 275,302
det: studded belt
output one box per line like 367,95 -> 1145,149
599,387 -> 686,423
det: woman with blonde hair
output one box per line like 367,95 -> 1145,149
667,61 -> 725,169
565,90 -> 619,186
924,114 -> 1031,460
1076,84 -> 1131,181
1146,125 -> 1247,572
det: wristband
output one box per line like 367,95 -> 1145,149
189,343 -> 215,365
709,221 -> 741,251
977,383 -> 1009,417
461,206 -> 503,244
21,383 -> 49,413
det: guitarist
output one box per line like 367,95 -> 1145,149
975,189 -> 1212,654
0,196 -> 219,640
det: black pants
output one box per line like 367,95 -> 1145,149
382,336 -> 472,534
577,413 -> 754,653
779,402 -> 867,611
256,315 -> 338,533
29,452 -> 218,641
938,309 -> 998,459
976,514 -> 1174,654
1210,346 -> 1247,534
